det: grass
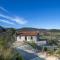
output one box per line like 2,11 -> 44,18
27,41 -> 37,49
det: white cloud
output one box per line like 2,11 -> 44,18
0,7 -> 28,25
13,17 -> 27,24
0,14 -> 13,20
0,6 -> 8,13
0,19 -> 15,25
0,14 -> 28,25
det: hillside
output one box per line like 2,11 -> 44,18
17,27 -> 60,33
17,27 -> 48,32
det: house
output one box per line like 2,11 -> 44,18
16,31 -> 40,42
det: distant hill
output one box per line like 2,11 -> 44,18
0,26 -> 60,33
0,26 -> 60,36
17,27 -> 60,32
49,29 -> 60,32
17,27 -> 48,32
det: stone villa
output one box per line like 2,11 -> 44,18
16,31 -> 39,42
16,30 -> 47,46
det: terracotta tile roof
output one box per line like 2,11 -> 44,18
17,31 -> 39,36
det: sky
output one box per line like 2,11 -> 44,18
0,0 -> 60,29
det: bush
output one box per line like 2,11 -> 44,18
47,50 -> 54,55
0,46 -> 24,60
15,53 -> 24,60
43,47 -> 48,51
55,48 -> 60,57
27,41 -> 37,49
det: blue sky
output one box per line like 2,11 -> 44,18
0,0 -> 60,29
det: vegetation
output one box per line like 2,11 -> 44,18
0,47 -> 24,60
55,49 -> 60,57
0,27 -> 24,60
27,41 -> 37,49
0,26 -> 60,59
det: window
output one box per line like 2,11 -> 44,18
31,36 -> 33,40
25,36 -> 27,41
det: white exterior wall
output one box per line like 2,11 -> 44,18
27,36 -> 31,41
33,36 -> 37,42
17,35 -> 37,42
17,36 -> 25,41
26,36 -> 37,42
36,41 -> 47,46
